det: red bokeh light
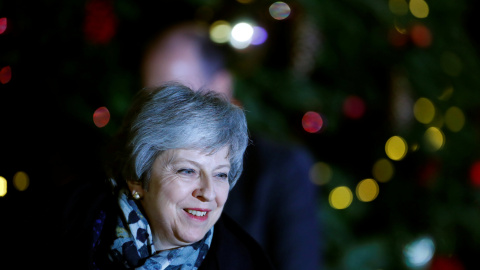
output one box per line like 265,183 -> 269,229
430,256 -> 464,270
342,95 -> 366,119
411,23 -> 432,48
93,106 -> 110,128
0,18 -> 7,35
388,28 -> 408,48
302,111 -> 323,133
84,0 -> 117,45
0,66 -> 12,84
469,160 -> 480,187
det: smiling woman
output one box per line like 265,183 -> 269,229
58,83 -> 274,270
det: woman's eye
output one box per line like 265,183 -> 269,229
216,173 -> 228,180
178,168 -> 196,175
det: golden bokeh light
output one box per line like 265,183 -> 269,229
414,97 -> 435,124
438,86 -> 454,101
329,186 -> 353,209
13,171 -> 29,191
445,106 -> 465,132
385,136 -> 408,161
424,127 -> 445,151
409,0 -> 429,18
356,178 -> 379,202
389,0 -> 409,15
372,158 -> 395,183
0,176 -> 6,197
209,20 -> 231,44
309,162 -> 332,186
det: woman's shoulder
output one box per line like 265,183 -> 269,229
199,214 -> 276,270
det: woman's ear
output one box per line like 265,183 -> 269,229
127,180 -> 145,198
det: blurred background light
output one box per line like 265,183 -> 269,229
236,0 -> 254,3
302,111 -> 324,133
409,0 -> 429,18
250,26 -> 268,45
329,186 -> 353,209
444,106 -> 465,132
414,97 -> 435,124
13,171 -> 30,191
356,178 -> 379,202
470,161 -> 480,187
441,51 -> 462,77
385,136 -> 408,161
342,95 -> 366,119
0,17 -> 6,34
230,22 -> 254,49
269,2 -> 291,20
438,86 -> 454,101
0,176 -> 6,197
93,106 -> 110,128
309,162 -> 332,185
410,23 -> 432,48
424,127 -> 445,151
0,66 -> 12,84
372,158 -> 395,183
389,0 -> 409,15
209,20 -> 231,44
403,236 -> 435,268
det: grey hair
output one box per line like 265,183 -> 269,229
108,82 -> 248,190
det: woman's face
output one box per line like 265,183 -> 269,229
133,147 -> 230,251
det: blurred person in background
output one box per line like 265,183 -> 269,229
141,22 -> 322,270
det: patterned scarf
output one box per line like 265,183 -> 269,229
108,189 -> 213,269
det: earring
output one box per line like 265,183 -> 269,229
132,190 -> 141,200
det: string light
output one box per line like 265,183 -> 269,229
385,136 -> 408,161
424,127 -> 445,151
445,106 -> 465,132
0,176 -> 6,197
409,0 -> 429,19
329,186 -> 353,209
372,158 -> 395,183
356,178 -> 379,202
210,20 -> 231,44
13,171 -> 29,191
309,162 -> 332,185
302,111 -> 324,133
403,236 -> 435,268
413,97 -> 435,124
230,22 -> 254,49
0,17 -> 7,34
0,66 -> 12,84
269,2 -> 291,20
93,106 -> 110,128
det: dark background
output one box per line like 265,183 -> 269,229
1,0 -> 480,269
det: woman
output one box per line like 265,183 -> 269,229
68,83 -> 275,269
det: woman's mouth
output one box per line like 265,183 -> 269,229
184,208 -> 210,220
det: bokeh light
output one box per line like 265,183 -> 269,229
0,176 -> 6,197
424,127 -> 445,151
372,158 -> 395,183
93,106 -> 110,128
441,51 -> 462,77
470,161 -> 480,187
309,162 -> 332,185
302,111 -> 324,133
342,95 -> 366,119
0,17 -> 7,34
438,86 -> 454,101
0,66 -> 12,84
13,171 -> 29,191
236,0 -> 254,3
210,20 -> 231,44
269,2 -> 291,20
413,97 -> 435,124
403,236 -> 435,268
410,23 -> 432,48
389,0 -> 408,15
409,0 -> 429,19
356,178 -> 379,202
385,136 -> 408,161
329,186 -> 353,209
251,26 -> 268,45
444,106 -> 465,132
230,22 -> 254,49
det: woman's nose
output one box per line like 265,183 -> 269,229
193,174 -> 215,201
